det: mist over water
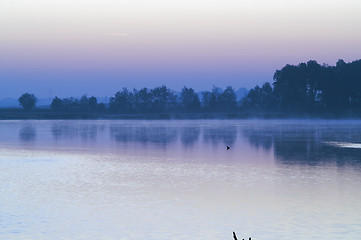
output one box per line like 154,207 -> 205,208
1,120 -> 361,239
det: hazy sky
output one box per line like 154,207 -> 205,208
1,0 -> 361,98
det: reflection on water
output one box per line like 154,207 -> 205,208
109,125 -> 178,146
51,123 -> 105,142
241,122 -> 361,166
181,127 -> 200,147
203,126 -> 237,146
324,141 -> 361,149
241,126 -> 273,150
1,120 -> 361,240
19,125 -> 36,142
6,120 -> 361,166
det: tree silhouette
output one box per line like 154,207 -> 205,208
134,88 -> 152,113
270,59 -> 361,113
61,97 -> 79,112
273,64 -> 308,110
219,86 -> 237,111
50,96 -> 62,111
241,82 -> 274,110
110,88 -> 134,113
180,86 -> 201,112
88,96 -> 98,111
18,93 -> 37,110
79,95 -> 89,111
202,86 -> 222,111
35,59 -> 361,117
150,85 -> 177,112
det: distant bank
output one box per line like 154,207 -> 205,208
1,108 -> 360,120
3,58 -> 360,118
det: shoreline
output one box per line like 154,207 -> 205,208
1,109 -> 361,120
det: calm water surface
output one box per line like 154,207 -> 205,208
1,120 -> 361,240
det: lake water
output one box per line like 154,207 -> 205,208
1,120 -> 361,240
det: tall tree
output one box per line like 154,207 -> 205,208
88,96 -> 98,111
50,96 -> 63,111
150,85 -> 177,112
202,86 -> 222,111
79,95 -> 89,111
134,88 -> 152,113
273,64 -> 308,111
241,82 -> 274,110
18,93 -> 37,110
180,86 -> 201,112
110,88 -> 134,113
61,97 -> 79,111
219,86 -> 237,111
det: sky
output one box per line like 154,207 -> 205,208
1,0 -> 361,98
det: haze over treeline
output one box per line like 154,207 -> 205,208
7,59 -> 361,117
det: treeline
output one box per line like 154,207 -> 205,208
16,59 -> 361,116
243,59 -> 361,113
50,95 -> 106,112
48,86 -> 239,113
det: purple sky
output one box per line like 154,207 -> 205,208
1,0 -> 361,98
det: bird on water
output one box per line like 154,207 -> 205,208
227,146 -> 230,150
